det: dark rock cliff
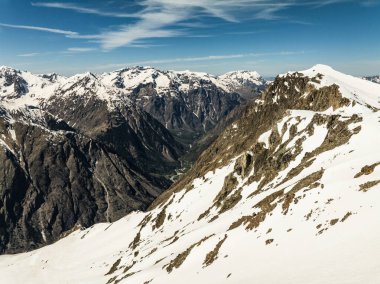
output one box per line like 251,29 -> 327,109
0,103 -> 183,254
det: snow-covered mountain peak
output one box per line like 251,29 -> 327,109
307,63 -> 336,73
56,71 -> 127,108
100,67 -> 174,98
0,65 -> 18,73
0,66 -> 65,82
219,70 -> 262,80
218,70 -> 265,91
67,71 -> 99,83
363,75 -> 380,84
1,66 -> 267,111
100,66 -> 266,95
175,69 -> 214,77
277,64 -> 380,114
0,66 -> 266,138
0,67 -> 65,110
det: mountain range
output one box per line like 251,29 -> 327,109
0,66 -> 265,253
0,64 -> 379,283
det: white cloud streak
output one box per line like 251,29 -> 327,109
17,48 -> 96,57
66,47 -> 96,52
92,50 -> 306,70
31,2 -> 137,18
0,22 -> 78,36
18,52 -> 41,57
0,22 -> 101,41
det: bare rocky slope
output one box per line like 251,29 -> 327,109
1,64 -> 379,284
0,66 -> 264,254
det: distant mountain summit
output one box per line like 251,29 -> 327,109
363,75 -> 380,84
218,70 -> 265,100
0,65 -> 265,254
2,64 -> 379,283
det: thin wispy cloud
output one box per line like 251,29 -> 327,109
17,47 -> 96,57
0,22 -> 101,40
66,47 -> 96,53
31,2 -> 137,18
1,0 -> 361,53
18,52 -> 41,57
0,22 -> 77,36
312,0 -> 352,7
360,0 -> 380,7
93,50 -> 307,71
226,30 -> 266,35
28,0 -> 354,50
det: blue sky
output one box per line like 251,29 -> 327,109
0,0 -> 379,76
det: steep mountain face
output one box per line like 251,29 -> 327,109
0,106 -> 173,254
44,72 -> 183,176
100,67 -> 266,142
363,75 -> 380,84
1,65 -> 379,283
0,67 -> 184,254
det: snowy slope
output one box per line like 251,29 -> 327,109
1,65 -> 380,284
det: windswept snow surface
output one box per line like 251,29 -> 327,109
1,65 -> 380,284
